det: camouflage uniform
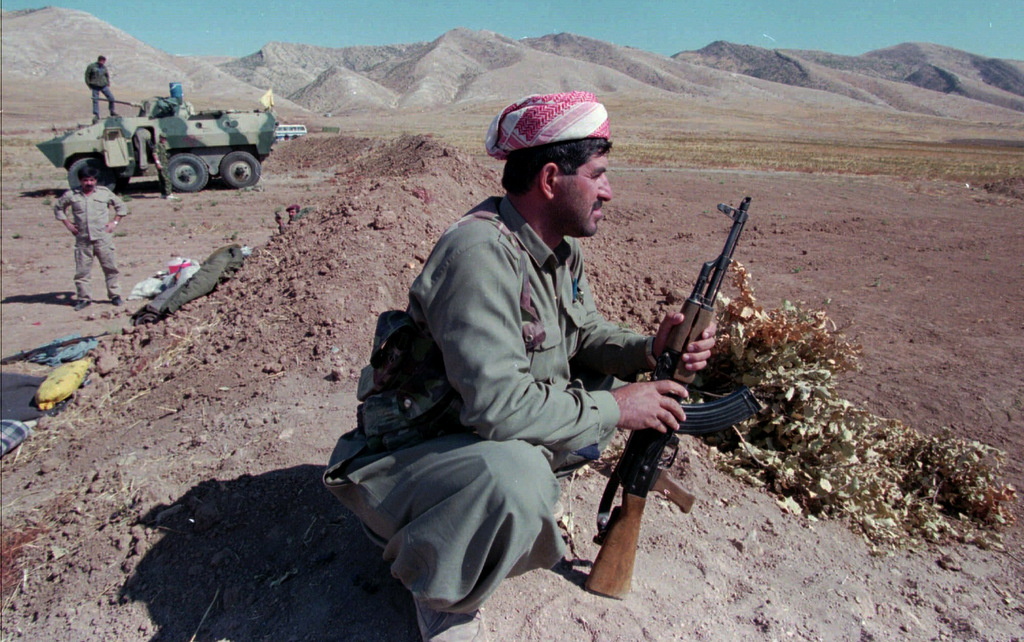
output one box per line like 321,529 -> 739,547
54,186 -> 128,302
155,140 -> 172,197
130,130 -> 171,196
327,197 -> 653,613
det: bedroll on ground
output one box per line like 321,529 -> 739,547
34,357 -> 92,410
132,244 -> 245,325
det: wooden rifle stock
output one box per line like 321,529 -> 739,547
585,471 -> 697,598
585,493 -> 646,598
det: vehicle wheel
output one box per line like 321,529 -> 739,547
67,157 -> 116,191
218,151 -> 262,189
167,153 -> 209,193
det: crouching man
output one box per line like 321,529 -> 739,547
325,92 -> 715,641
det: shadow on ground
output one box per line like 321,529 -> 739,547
19,187 -> 65,198
2,291 -> 76,307
121,465 -> 417,642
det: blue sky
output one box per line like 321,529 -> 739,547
3,0 -> 1020,59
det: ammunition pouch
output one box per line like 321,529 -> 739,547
355,310 -> 465,454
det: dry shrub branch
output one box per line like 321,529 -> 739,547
701,263 -> 1016,551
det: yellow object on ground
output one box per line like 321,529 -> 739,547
34,358 -> 92,410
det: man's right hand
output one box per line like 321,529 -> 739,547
64,220 -> 79,235
611,380 -> 688,433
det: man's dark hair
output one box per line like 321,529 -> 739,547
97,55 -> 107,62
501,138 -> 612,195
79,166 -> 99,179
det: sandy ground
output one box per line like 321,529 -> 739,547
1,130 -> 1023,641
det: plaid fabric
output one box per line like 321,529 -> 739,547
1,419 -> 32,457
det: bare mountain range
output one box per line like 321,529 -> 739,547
2,6 -> 1022,124
676,40 -> 1024,115
220,29 -> 1024,120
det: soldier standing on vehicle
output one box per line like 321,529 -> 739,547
84,55 -> 117,122
54,166 -> 128,311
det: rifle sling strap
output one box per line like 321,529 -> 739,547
594,386 -> 761,536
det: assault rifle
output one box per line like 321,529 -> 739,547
0,333 -> 108,365
585,196 -> 762,599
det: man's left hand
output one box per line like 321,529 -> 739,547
681,323 -> 716,372
652,311 -> 717,372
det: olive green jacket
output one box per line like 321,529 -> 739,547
407,196 -> 653,454
54,186 -> 127,242
84,62 -> 110,89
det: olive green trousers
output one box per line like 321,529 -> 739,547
74,235 -> 120,301
326,432 -> 565,614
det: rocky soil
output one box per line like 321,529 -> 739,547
2,132 -> 1023,641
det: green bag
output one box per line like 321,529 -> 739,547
355,310 -> 465,453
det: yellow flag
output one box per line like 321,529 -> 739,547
260,88 -> 275,110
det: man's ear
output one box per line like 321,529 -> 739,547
537,162 -> 560,200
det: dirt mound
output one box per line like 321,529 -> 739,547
99,135 -> 501,431
264,133 -> 496,193
983,175 -> 1024,200
350,134 -> 480,179
263,134 -> 376,172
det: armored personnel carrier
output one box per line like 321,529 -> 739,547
37,95 -> 277,193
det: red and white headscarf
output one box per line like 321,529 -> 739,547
485,91 -> 610,160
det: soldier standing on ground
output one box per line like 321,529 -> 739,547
54,166 -> 128,311
84,55 -> 117,122
152,135 -> 179,201
132,130 -> 179,200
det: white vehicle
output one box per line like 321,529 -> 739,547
274,124 -> 308,141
